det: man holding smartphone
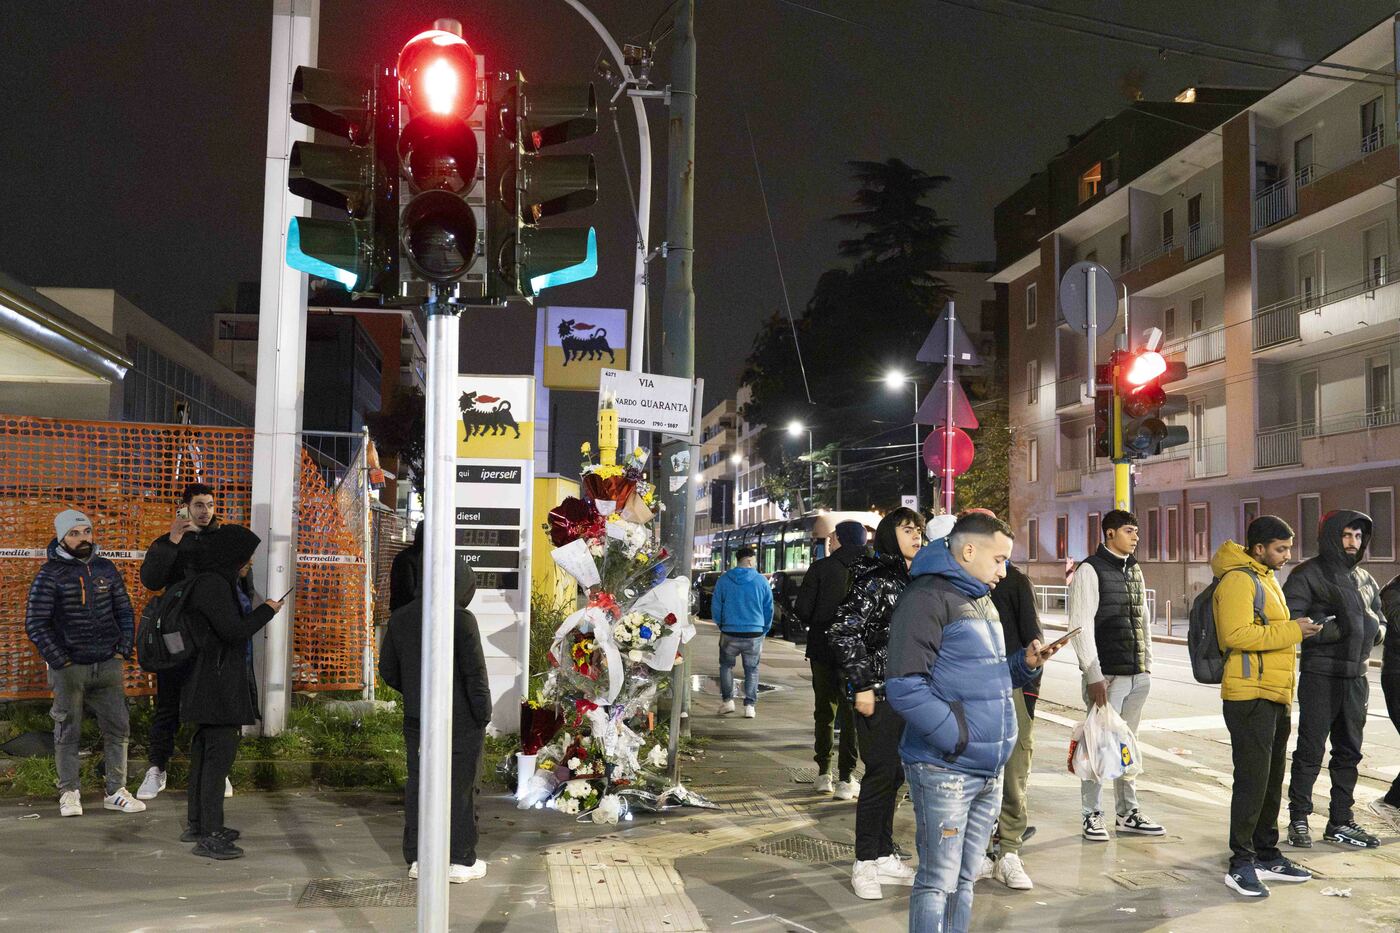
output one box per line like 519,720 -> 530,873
137,482 -> 226,801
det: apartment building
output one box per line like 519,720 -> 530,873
995,18 -> 1400,620
734,384 -> 785,529
693,399 -> 739,567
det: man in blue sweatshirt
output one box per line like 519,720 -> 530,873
885,512 -> 1060,933
711,546 -> 774,719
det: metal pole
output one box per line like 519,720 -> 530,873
417,301 -> 459,932
943,302 -> 956,514
559,0 -> 652,451
362,426 -> 374,702
807,430 -> 814,509
251,0 -> 318,736
835,447 -> 843,510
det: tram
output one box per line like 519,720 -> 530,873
709,510 -> 882,575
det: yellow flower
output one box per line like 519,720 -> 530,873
581,442 -> 592,455
633,447 -> 644,459
593,464 -> 624,479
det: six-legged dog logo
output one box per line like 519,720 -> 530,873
459,390 -> 522,439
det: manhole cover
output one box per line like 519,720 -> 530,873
754,835 -> 856,863
297,879 -> 416,908
1107,869 -> 1194,890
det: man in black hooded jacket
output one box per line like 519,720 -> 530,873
1285,509 -> 1386,849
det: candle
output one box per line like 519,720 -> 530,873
598,392 -> 619,466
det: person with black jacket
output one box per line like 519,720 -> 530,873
178,524 -> 282,860
1285,509 -> 1387,849
796,520 -> 868,799
389,522 -> 424,612
137,482 -> 221,801
379,555 -> 492,884
829,507 -> 933,901
1372,572 -> 1400,826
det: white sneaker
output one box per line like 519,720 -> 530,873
814,774 -> 834,794
103,788 -> 147,813
449,861 -> 488,884
743,704 -> 756,719
834,780 -> 860,801
408,862 -> 419,879
851,860 -> 883,899
993,852 -> 1034,890
59,789 -> 82,817
718,699 -> 735,715
137,766 -> 167,800
224,777 -> 234,798
875,854 -> 916,886
976,854 -> 995,881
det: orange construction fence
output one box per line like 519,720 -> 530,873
0,414 -> 370,700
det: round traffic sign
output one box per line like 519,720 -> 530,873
922,427 -> 975,477
1058,261 -> 1118,334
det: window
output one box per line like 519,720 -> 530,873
1027,360 -> 1040,405
1027,437 -> 1040,484
1056,514 -> 1069,561
1087,512 -> 1101,557
1367,354 -> 1393,420
1299,494 -> 1321,559
1190,503 -> 1210,562
1364,223 -> 1389,286
1079,162 -> 1104,203
1362,96 -> 1384,152
1163,306 -> 1176,341
1298,251 -> 1318,308
1298,370 -> 1319,437
1240,499 -> 1260,540
1294,134 -> 1315,185
1027,518 -> 1040,562
1025,282 -> 1038,328
1120,232 -> 1131,271
1187,194 -> 1202,231
1190,295 -> 1205,334
1162,209 -> 1175,250
1165,506 -> 1180,562
1146,508 -> 1161,561
1368,488 -> 1395,561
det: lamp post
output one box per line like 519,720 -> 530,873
884,370 -> 921,510
786,420 -> 814,512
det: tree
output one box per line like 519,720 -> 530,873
953,403 -> 1012,519
741,159 -> 957,512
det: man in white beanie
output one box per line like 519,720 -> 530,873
25,509 -> 145,816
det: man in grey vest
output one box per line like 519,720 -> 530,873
1068,510 -> 1165,842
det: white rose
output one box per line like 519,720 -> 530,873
628,649 -> 644,662
567,757 -> 581,771
646,745 -> 669,768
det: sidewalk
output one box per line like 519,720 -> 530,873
4,623 -> 1400,930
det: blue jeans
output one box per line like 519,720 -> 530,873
906,761 -> 1002,933
718,634 -> 763,706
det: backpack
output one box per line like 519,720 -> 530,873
136,574 -> 207,673
1187,567 -> 1265,684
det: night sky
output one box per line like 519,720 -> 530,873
2,1 -> 1396,400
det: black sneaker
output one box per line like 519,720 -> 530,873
1324,820 -> 1380,848
1224,863 -> 1270,898
1287,819 -> 1312,848
1256,856 -> 1312,883
182,825 -> 240,844
193,835 -> 245,860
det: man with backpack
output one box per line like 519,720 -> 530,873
1285,509 -> 1387,849
24,509 -> 146,816
1205,516 -> 1322,898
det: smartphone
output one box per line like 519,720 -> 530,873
176,505 -> 191,520
1044,627 -> 1082,652
1318,615 -> 1336,625
276,585 -> 295,602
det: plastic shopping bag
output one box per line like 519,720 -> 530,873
1079,702 -> 1144,783
1067,721 -> 1091,777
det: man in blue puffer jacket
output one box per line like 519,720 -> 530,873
885,512 -> 1060,933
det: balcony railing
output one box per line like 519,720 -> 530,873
1055,468 -> 1083,495
1253,257 -> 1400,350
1256,425 -> 1301,469
1254,175 -> 1297,230
1055,375 -> 1085,409
1315,406 -> 1400,436
1165,325 -> 1225,368
1188,438 -> 1228,479
1185,220 -> 1222,261
1362,125 -> 1386,155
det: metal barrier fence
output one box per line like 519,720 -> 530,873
1034,583 -> 1157,623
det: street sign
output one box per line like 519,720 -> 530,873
1058,261 -> 1118,334
916,370 -> 979,429
922,427 -> 975,477
900,495 -> 918,510
598,368 -> 696,436
917,306 -> 981,365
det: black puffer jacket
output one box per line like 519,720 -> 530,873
1285,509 -> 1386,679
829,551 -> 911,696
797,544 -> 868,667
1383,573 -> 1400,671
180,525 -> 275,726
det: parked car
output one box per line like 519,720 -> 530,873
690,571 -> 721,618
769,569 -> 807,642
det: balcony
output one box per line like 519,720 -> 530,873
1185,220 -> 1222,262
1253,173 -> 1299,231
1055,375 -> 1087,410
1055,467 -> 1082,495
1253,259 -> 1400,352
1187,438 -> 1228,479
1256,425 -> 1301,469
1253,131 -> 1399,236
1164,325 -> 1225,369
1256,408 -> 1398,470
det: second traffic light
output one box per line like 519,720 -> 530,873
1116,348 -> 1189,458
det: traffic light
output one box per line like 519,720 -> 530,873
285,65 -> 398,297
395,27 -> 487,299
486,75 -> 599,298
1093,362 -> 1115,459
1116,348 -> 1189,458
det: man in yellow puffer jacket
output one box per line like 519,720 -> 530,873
1215,516 -> 1323,900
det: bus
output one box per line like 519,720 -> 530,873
709,511 -> 882,575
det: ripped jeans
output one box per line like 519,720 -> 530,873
905,760 -> 1002,933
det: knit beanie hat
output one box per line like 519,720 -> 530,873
833,521 -> 867,551
54,509 -> 91,540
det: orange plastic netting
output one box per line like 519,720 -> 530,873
0,415 -> 369,700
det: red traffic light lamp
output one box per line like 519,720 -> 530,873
1115,347 -> 1188,458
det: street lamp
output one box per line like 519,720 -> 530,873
786,420 -> 814,512
884,370 -> 921,510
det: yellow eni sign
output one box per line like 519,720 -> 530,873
456,375 -> 535,460
543,306 -> 628,390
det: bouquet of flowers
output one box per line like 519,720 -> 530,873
613,610 -> 674,665
554,779 -> 600,816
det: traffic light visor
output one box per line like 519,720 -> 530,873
398,30 -> 477,118
287,217 -> 361,289
524,227 -> 598,294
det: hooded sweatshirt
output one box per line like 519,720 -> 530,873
711,565 -> 773,636
25,540 -> 134,668
1211,541 -> 1302,705
179,524 -> 276,726
1284,509 -> 1386,679
884,540 -> 1037,777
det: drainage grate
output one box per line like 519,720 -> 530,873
297,879 -> 416,908
753,835 -> 856,864
1106,869 -> 1194,890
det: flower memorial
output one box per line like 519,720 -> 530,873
519,396 -> 706,820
